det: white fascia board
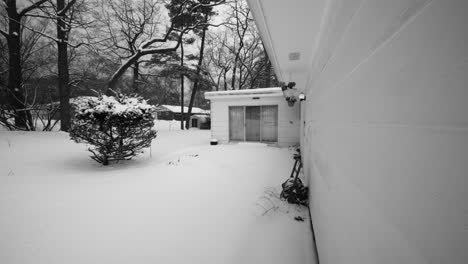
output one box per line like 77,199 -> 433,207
205,87 -> 283,100
205,93 -> 283,100
246,0 -> 284,82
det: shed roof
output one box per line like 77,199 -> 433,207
204,87 -> 283,99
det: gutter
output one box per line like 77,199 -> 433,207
204,87 -> 284,100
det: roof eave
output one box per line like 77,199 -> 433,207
246,0 -> 284,82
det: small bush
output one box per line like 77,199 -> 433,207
69,94 -> 157,165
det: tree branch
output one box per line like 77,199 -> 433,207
7,14 -> 89,49
0,28 -> 7,38
57,0 -> 78,16
19,0 -> 49,17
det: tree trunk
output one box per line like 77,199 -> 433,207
223,69 -> 228,90
57,0 -> 71,131
230,5 -> 250,90
180,42 -> 184,130
264,49 -> 271,88
6,1 -> 30,129
239,65 -> 243,89
107,53 -> 141,95
231,52 -> 237,89
107,44 -> 182,95
216,72 -> 221,91
132,61 -> 139,93
185,14 -> 208,129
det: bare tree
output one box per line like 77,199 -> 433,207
237,29 -> 260,89
105,0 -> 224,94
203,0 -> 276,91
1,0 -> 49,129
227,0 -> 250,90
204,31 -> 232,91
24,0 -> 94,131
55,0 -> 81,131
94,0 -> 162,94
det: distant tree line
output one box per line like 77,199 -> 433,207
0,0 -> 277,131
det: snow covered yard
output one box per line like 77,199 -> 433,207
0,121 -> 315,264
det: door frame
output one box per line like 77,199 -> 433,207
260,105 -> 278,142
228,106 -> 245,141
228,105 -> 278,143
245,106 -> 261,142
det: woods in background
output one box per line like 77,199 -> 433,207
0,0 -> 277,131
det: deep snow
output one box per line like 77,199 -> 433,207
0,121 -> 315,264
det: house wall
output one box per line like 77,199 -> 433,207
210,96 -> 300,146
301,0 -> 468,263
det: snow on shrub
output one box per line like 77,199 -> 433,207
69,94 -> 157,165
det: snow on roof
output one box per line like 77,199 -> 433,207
204,87 -> 283,99
159,105 -> 209,114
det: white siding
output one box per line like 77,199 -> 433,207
210,96 -> 300,147
301,0 -> 468,263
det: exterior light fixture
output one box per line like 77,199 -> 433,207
298,93 -> 306,101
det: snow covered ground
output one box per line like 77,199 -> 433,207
0,120 -> 315,264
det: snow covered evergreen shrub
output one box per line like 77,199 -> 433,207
69,94 -> 157,165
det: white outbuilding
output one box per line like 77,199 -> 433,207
204,87 -> 300,147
